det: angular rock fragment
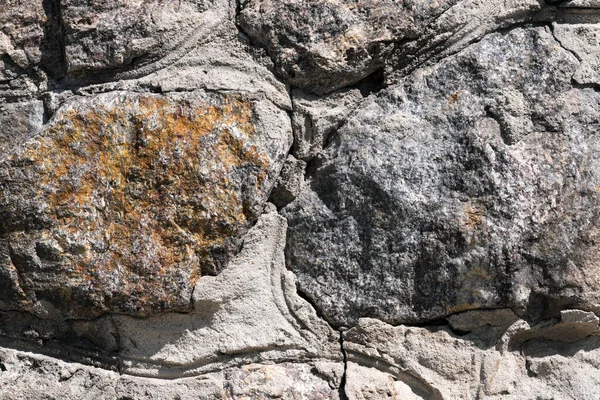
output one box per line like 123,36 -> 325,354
0,101 -> 44,149
269,155 -> 307,208
225,363 -> 342,399
345,363 -> 430,400
552,23 -> 600,86
0,90 -> 292,318
447,308 -> 519,333
344,317 -> 600,399
62,0 -> 231,76
0,0 -> 64,100
238,0 -> 460,93
291,88 -> 363,161
283,26 -> 600,326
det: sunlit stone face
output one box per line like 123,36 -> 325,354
0,91 -> 277,318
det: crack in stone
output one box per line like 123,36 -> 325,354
548,22 -> 583,61
338,330 -> 349,400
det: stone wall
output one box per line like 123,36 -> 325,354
1,0 -> 600,398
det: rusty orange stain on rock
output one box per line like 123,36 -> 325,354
6,92 -> 270,317
464,203 -> 485,230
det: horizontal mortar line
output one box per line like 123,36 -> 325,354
118,351 -> 342,380
0,336 -> 343,380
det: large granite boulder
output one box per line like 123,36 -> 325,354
283,26 -> 600,326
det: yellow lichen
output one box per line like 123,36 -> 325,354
463,203 -> 485,230
18,92 -> 270,316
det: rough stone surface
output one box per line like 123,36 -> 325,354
0,0 -> 64,101
344,315 -> 600,399
562,0 -> 600,8
0,347 -> 342,399
238,0 -> 554,94
238,0 -> 451,93
0,91 -> 291,318
62,0 -> 232,76
2,0 -> 600,397
447,308 -> 520,333
117,208 -> 341,378
386,0 -> 546,81
0,209 -> 342,379
283,26 -> 600,326
552,22 -> 600,86
270,155 -> 307,208
291,88 -> 364,161
0,100 -> 44,146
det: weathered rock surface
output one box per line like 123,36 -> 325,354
552,22 -> 600,86
0,0 -> 65,98
0,346 -> 342,399
117,208 -> 340,378
0,91 -> 291,318
291,88 -> 364,161
2,0 -> 600,397
283,26 -> 600,326
0,208 -> 341,375
238,0 -> 457,93
270,155 -> 307,208
62,0 -> 232,77
562,0 -> 600,9
343,313 -> 600,399
0,100 -> 44,146
238,0 -> 561,94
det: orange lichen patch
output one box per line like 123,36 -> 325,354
441,90 -> 464,113
463,203 -> 485,230
448,90 -> 463,105
18,92 -> 270,317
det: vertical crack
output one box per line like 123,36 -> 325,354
338,330 -> 349,400
41,0 -> 67,81
547,23 -> 582,62
546,22 -> 600,91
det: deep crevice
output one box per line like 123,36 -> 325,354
571,80 -> 600,91
40,0 -> 67,85
293,284 -> 330,325
338,331 -> 349,400
353,68 -> 387,98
